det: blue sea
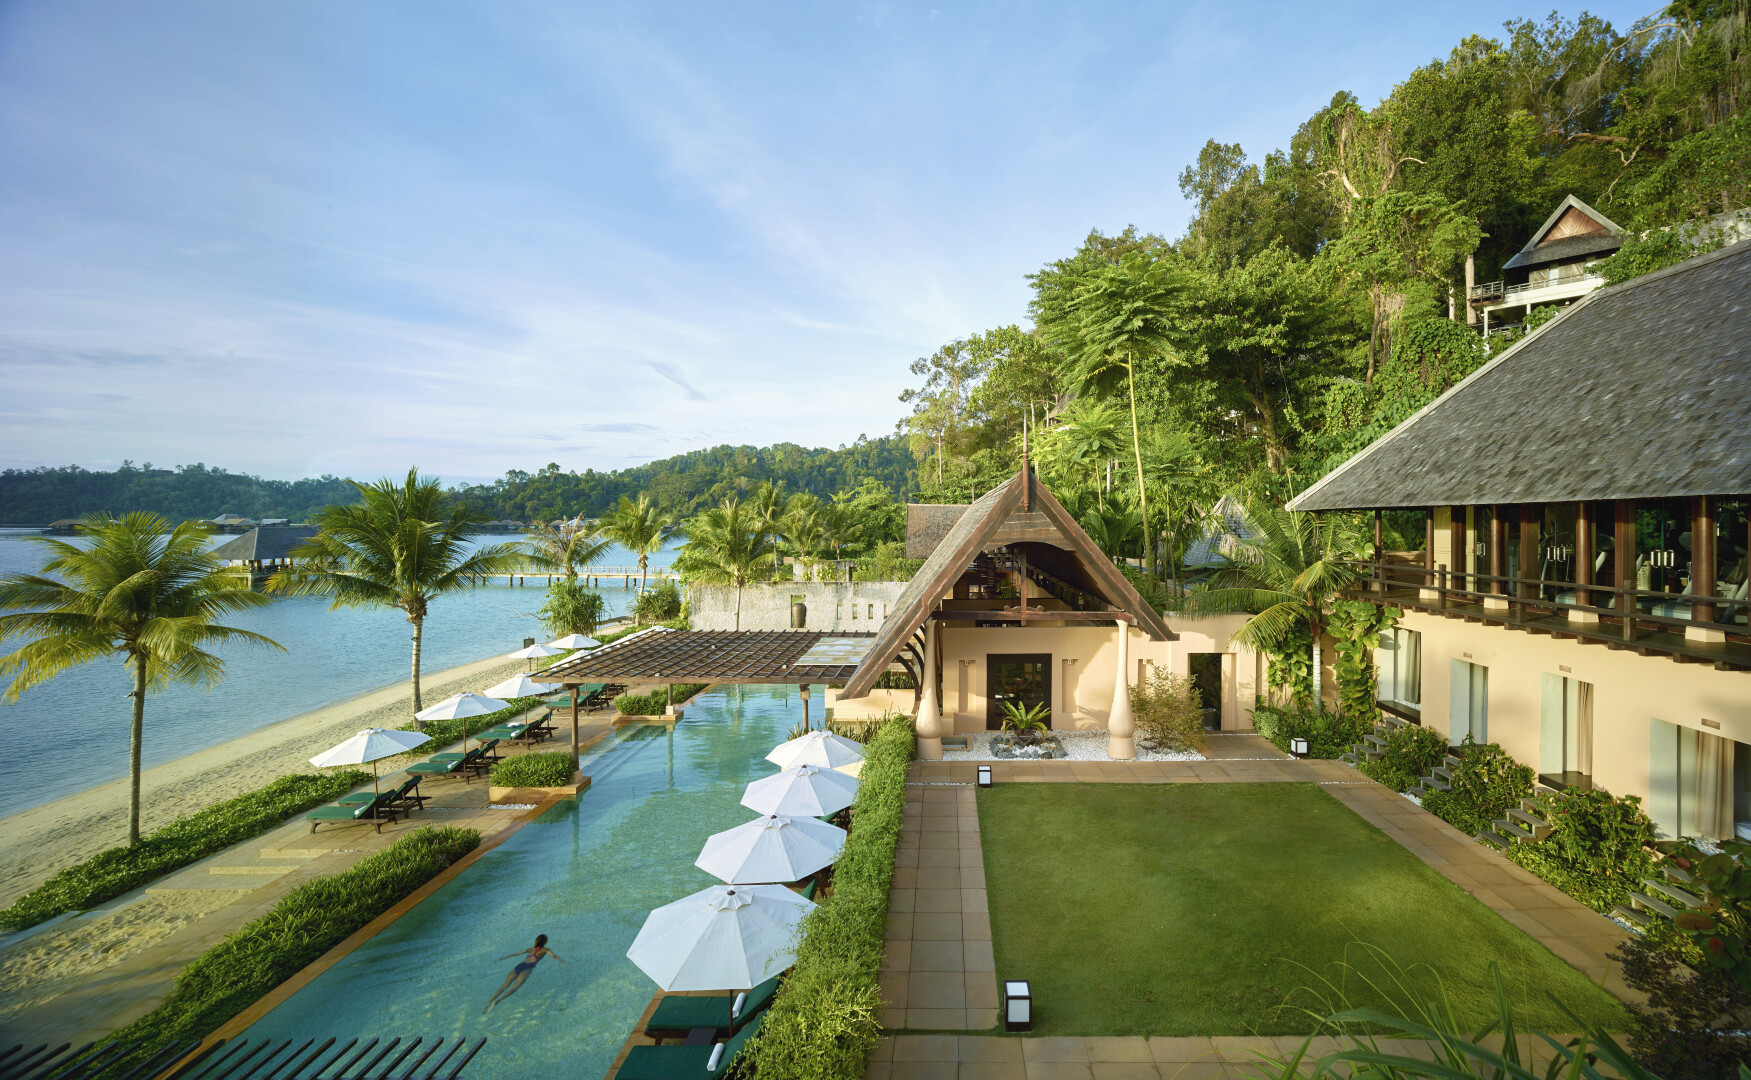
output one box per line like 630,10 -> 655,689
0,529 -> 673,818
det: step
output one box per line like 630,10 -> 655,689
1443,754 -> 1464,768
1338,753 -> 1361,766
1630,891 -> 1681,920
1431,765 -> 1453,781
1406,785 -> 1430,800
1378,714 -> 1407,730
1506,808 -> 1554,838
1611,904 -> 1653,929
1644,879 -> 1705,908
1660,863 -> 1696,885
1493,820 -> 1537,843
1476,830 -> 1511,851
1519,797 -> 1543,814
1363,734 -> 1387,748
1422,777 -> 1451,793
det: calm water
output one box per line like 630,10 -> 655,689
0,530 -> 673,818
240,686 -> 804,1080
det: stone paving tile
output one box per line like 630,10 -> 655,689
1084,1038 -> 1153,1062
958,1037 -> 1026,1062
1146,1038 -> 1220,1063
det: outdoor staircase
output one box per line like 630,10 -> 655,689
1406,755 -> 1464,800
1338,713 -> 1407,767
1614,860 -> 1706,930
1476,791 -> 1560,851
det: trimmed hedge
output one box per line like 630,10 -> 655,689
99,826 -> 480,1074
490,751 -> 576,788
615,683 -> 710,716
1251,701 -> 1371,759
0,769 -> 370,932
747,716 -> 914,1080
1358,724 -> 1449,792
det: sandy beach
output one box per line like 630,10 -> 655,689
0,650 -> 540,910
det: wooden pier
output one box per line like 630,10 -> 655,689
485,567 -> 682,587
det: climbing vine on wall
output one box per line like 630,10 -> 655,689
1327,600 -> 1401,717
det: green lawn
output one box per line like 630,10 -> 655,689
979,783 -> 1626,1036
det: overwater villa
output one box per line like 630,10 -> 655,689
1291,237 -> 1751,842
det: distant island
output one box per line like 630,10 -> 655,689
0,437 -> 919,525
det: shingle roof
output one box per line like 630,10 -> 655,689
1502,232 -> 1621,270
905,503 -> 970,559
209,526 -> 320,562
1288,239 -> 1751,511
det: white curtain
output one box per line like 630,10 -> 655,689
1400,631 -> 1421,705
1575,682 -> 1594,778
1694,730 -> 1736,840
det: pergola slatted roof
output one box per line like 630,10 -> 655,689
533,629 -> 878,686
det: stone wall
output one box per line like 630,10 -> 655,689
687,581 -> 909,632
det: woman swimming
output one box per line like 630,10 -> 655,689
483,934 -> 565,1013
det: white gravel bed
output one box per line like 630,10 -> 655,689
941,731 -> 1203,762
1400,791 -> 1424,806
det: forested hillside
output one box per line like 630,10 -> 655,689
0,438 -> 919,526
895,3 -> 1751,537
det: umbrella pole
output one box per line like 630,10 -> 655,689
373,759 -> 380,796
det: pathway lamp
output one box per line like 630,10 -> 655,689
977,765 -> 992,788
1290,737 -> 1309,759
1003,980 -> 1032,1032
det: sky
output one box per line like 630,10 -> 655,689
0,0 -> 1649,486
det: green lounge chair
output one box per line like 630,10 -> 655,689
644,975 -> 780,1041
405,754 -> 468,781
619,1012 -> 763,1080
306,791 -> 396,833
384,776 -> 427,813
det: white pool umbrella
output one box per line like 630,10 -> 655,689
547,633 -> 600,649
627,883 -> 815,991
507,642 -> 565,671
767,730 -> 865,771
414,692 -> 509,751
485,673 -> 549,726
696,814 -> 847,885
309,727 -> 431,794
741,763 -> 860,817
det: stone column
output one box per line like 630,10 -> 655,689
916,620 -> 943,760
1107,623 -> 1136,760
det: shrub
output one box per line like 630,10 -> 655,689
1611,929 -> 1751,1080
1129,668 -> 1207,753
0,769 -> 369,932
748,716 -> 913,1080
1251,701 -> 1370,759
100,826 -> 480,1072
1504,787 -> 1658,913
1358,724 -> 1448,792
614,682 -> 709,716
594,617 -> 688,647
490,751 -> 576,788
540,578 -> 605,635
1420,737 -> 1534,836
400,696 -> 542,749
634,579 -> 683,623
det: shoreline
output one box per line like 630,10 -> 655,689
0,648 -> 539,909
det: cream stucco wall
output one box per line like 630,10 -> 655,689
1399,609 -> 1750,815
826,614 -> 1263,733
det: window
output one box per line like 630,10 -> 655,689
1650,718 -> 1737,840
1450,660 -> 1488,743
1378,628 -> 1421,714
868,603 -> 875,620
1539,675 -> 1593,789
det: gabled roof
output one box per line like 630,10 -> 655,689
1288,238 -> 1751,511
210,526 -> 321,562
840,469 -> 1175,698
1503,195 -> 1622,271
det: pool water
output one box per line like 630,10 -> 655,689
240,685 -> 809,1080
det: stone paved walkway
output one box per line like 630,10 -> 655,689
875,745 -> 1635,1078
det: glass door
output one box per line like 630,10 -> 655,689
986,654 -> 1052,731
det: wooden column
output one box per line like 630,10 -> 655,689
1694,495 -> 1717,625
1424,507 -> 1435,589
1451,507 -> 1468,594
1575,501 -> 1594,609
1519,504 -> 1540,599
1374,510 -> 1384,594
1615,500 -> 1637,591
1489,506 -> 1505,595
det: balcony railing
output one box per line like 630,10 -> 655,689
1345,560 -> 1751,671
1468,274 -> 1604,303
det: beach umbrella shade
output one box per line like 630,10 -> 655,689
767,730 -> 865,772
696,814 -> 847,885
507,642 -> 565,671
309,727 -> 432,794
414,692 -> 510,751
547,633 -> 600,649
485,673 -> 549,725
626,883 -> 816,991
741,763 -> 860,818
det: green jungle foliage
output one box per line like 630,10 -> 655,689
748,716 -> 913,1080
593,617 -> 688,647
1419,736 -> 1536,835
1129,667 -> 1208,753
634,579 -> 684,622
1612,926 -> 1751,1080
0,770 -> 369,932
1505,787 -> 1658,913
489,751 -> 576,788
613,683 -> 710,716
540,578 -> 605,636
98,826 -> 479,1072
1358,724 -> 1449,793
1251,701 -> 1371,758
0,462 -> 360,524
1327,600 -> 1400,717
852,541 -> 923,581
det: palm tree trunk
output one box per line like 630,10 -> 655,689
1310,612 -> 1322,710
410,615 -> 425,717
1125,355 -> 1149,566
128,656 -> 147,846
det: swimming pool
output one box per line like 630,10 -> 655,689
240,685 -> 808,1080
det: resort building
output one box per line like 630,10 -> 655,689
1291,238 -> 1751,840
210,525 -> 319,579
1467,195 -> 1622,335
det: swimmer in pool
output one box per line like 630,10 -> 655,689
483,934 -> 565,1013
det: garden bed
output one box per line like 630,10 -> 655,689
942,730 -> 1202,762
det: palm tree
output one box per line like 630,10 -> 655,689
523,520 -> 611,581
819,501 -> 861,562
783,496 -> 827,577
1178,500 -> 1361,707
0,513 -> 282,845
268,469 -> 522,717
595,493 -> 675,599
750,481 -> 789,558
674,498 -> 776,630
1060,250 -> 1190,554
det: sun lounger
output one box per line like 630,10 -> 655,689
619,1012 -> 764,1080
644,976 -> 779,1041
384,776 -> 427,813
307,791 -> 398,833
405,753 -> 470,781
